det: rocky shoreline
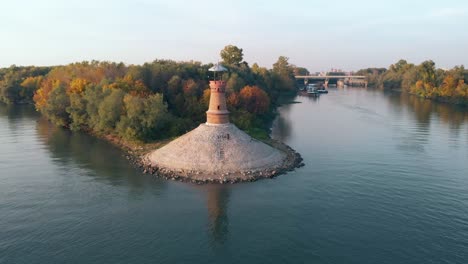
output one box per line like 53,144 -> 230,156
131,139 -> 304,184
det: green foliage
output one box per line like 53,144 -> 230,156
272,56 -> 295,92
116,94 -> 169,140
43,84 -> 70,127
355,68 -> 386,87
225,73 -> 245,93
67,92 -> 88,131
96,89 -> 125,132
82,84 -> 107,129
220,45 -> 244,65
418,60 -> 436,85
357,60 -> 468,105
293,67 -> 309,76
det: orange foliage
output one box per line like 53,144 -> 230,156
227,92 -> 240,108
34,79 -> 60,110
454,80 -> 467,98
68,78 -> 89,94
239,86 -> 270,114
440,75 -> 457,97
21,76 -> 43,90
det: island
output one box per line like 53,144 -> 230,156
142,64 -> 302,183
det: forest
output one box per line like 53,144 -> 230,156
0,45 -> 301,142
357,60 -> 468,105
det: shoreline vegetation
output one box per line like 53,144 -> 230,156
0,45 -> 306,182
357,60 -> 468,106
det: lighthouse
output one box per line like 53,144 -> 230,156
206,64 -> 229,125
144,60 -> 298,183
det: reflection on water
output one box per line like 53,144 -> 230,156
200,185 -> 230,244
271,104 -> 293,142
387,92 -> 468,132
34,107 -> 232,244
34,115 -> 167,196
385,92 -> 468,151
0,103 -> 40,136
0,103 -> 39,120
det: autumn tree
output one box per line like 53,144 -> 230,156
20,76 -> 43,101
239,86 -> 270,114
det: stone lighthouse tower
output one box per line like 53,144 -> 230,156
206,64 -> 229,125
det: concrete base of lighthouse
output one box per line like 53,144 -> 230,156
143,123 -> 302,183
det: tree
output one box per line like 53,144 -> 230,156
226,73 -> 245,93
67,92 -> 88,131
96,89 -> 125,131
272,56 -> 295,91
390,59 -> 408,72
293,67 -> 309,76
68,78 -> 89,94
220,45 -> 244,65
116,94 -> 169,140
273,56 -> 291,75
419,60 -> 436,85
239,86 -> 270,114
34,79 -> 60,111
43,84 -> 70,127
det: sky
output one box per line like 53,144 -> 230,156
1,0 -> 467,71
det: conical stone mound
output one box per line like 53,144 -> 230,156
145,123 -> 287,180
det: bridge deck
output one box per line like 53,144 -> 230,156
295,75 -> 366,79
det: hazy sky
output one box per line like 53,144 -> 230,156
1,0 -> 467,71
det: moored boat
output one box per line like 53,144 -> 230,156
306,84 -> 320,96
317,89 -> 328,94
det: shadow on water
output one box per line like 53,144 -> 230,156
34,116 -> 168,195
195,184 -> 231,245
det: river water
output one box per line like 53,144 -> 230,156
1,88 -> 467,264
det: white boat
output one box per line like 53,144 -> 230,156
306,84 -> 319,95
317,88 -> 328,94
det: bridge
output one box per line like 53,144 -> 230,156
295,75 -> 368,88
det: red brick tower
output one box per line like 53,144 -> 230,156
207,64 -> 229,124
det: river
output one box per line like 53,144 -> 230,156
1,88 -> 467,264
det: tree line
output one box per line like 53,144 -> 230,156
0,45 -> 304,142
357,60 -> 468,105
